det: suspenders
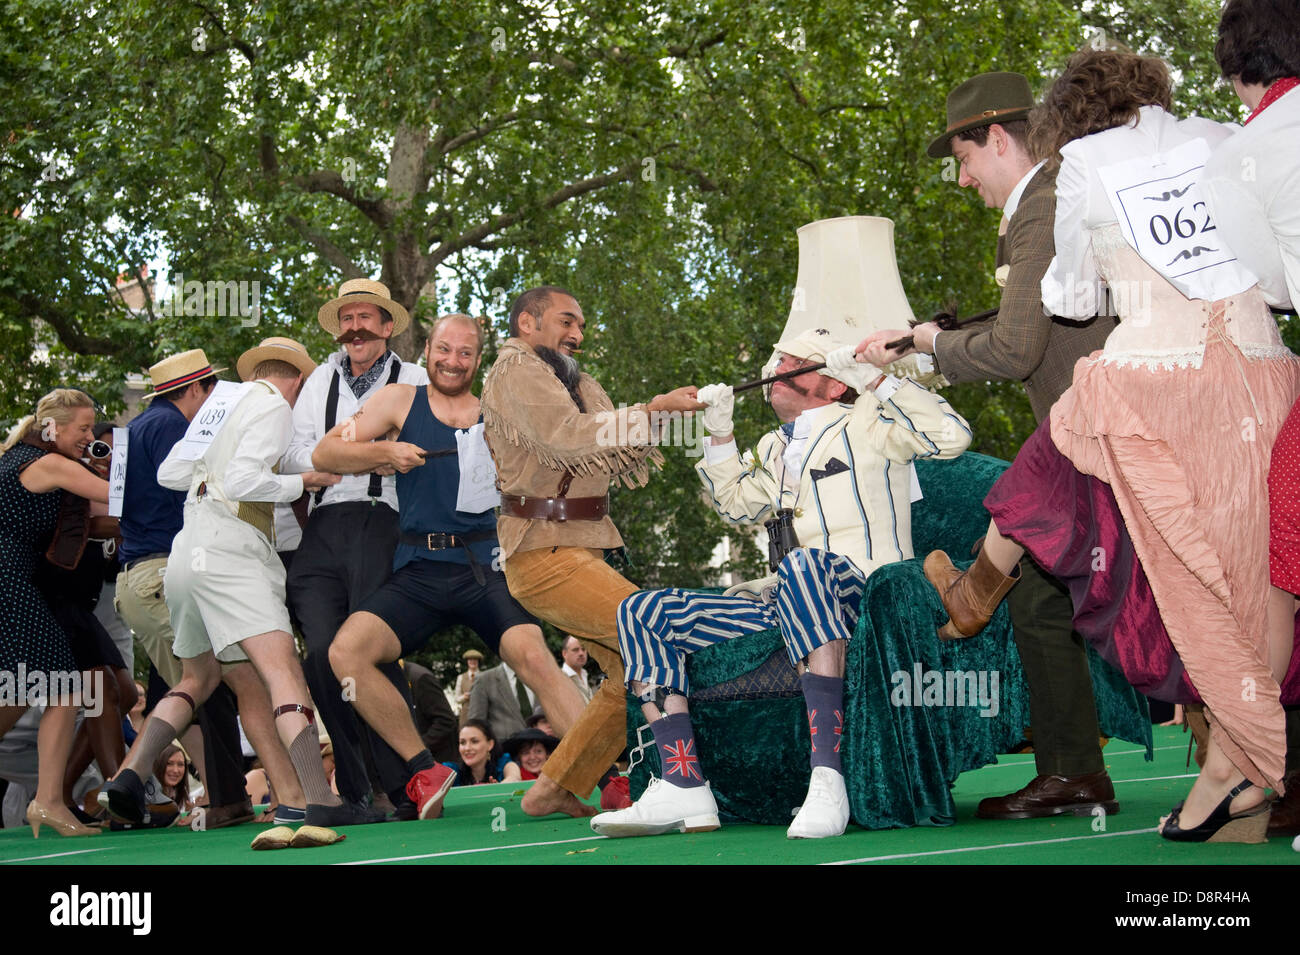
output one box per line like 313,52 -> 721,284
314,355 -> 402,505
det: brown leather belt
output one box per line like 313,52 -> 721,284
500,495 -> 609,522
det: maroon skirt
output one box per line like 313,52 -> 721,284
985,422 -> 1300,704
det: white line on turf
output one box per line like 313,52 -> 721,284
339,835 -> 605,864
1114,773 -> 1197,784
824,825 -> 1157,864
0,847 -> 118,864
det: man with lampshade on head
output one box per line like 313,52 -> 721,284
592,218 -> 973,841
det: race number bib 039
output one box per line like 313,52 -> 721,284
1098,137 -> 1257,301
107,427 -> 129,517
171,381 -> 255,462
455,422 -> 499,514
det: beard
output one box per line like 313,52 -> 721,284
534,345 -> 585,412
430,361 -> 474,397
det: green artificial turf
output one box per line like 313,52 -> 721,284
2,726 -> 1295,865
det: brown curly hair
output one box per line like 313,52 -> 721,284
1029,49 -> 1172,169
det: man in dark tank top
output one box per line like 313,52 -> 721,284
314,313 -> 593,821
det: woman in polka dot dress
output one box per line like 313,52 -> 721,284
0,389 -> 110,837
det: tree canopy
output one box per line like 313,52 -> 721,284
1,0 -> 1257,673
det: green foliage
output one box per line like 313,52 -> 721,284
2,0 -> 1251,670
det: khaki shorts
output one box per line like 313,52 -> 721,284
115,557 -> 184,688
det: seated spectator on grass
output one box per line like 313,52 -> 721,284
449,719 -> 519,786
504,728 -> 559,781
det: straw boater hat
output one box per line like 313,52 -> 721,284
317,278 -> 411,337
927,72 -> 1034,158
236,336 -> 317,382
462,649 -> 484,662
142,349 -> 225,402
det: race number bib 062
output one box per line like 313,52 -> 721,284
1098,137 -> 1257,301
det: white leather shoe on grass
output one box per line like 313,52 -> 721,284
591,777 -> 720,838
787,766 -> 850,839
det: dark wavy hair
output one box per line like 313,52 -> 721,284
1216,0 -> 1300,85
1029,49 -> 1172,169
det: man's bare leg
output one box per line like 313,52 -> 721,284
118,653 -> 221,779
499,623 -> 585,736
240,630 -> 341,810
223,660 -> 305,809
328,612 -> 424,761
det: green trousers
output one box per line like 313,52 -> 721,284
1006,554 -> 1105,777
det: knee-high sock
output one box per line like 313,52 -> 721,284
651,712 -> 705,789
801,673 -> 844,773
133,713 -> 184,779
289,725 -> 342,807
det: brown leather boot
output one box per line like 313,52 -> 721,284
924,548 -> 1021,640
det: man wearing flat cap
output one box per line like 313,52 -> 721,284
592,329 -> 971,840
859,72 -> 1120,821
280,278 -> 430,823
103,337 -> 349,847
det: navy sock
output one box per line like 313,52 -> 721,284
651,712 -> 705,789
404,750 -> 435,777
801,672 -> 845,772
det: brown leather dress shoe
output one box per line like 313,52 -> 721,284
205,801 -> 256,829
976,772 -> 1119,819
1267,772 -> 1300,836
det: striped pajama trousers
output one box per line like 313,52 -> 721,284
617,549 -> 866,694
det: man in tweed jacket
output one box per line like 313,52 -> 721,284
861,72 -> 1120,822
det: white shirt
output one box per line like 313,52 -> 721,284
281,349 -> 429,512
1042,106 -> 1234,318
1002,160 -> 1046,220
158,382 -> 305,506
501,662 -> 535,711
1203,86 -> 1300,310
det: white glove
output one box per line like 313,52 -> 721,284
696,383 -> 734,436
819,345 -> 879,392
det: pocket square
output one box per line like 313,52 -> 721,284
810,457 -> 850,482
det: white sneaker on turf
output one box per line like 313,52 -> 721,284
590,777 -> 720,838
787,766 -> 850,839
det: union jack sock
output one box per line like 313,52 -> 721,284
801,673 -> 844,773
651,713 -> 706,789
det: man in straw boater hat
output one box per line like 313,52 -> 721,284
317,312 -> 600,819
479,286 -> 703,820
858,72 -> 1120,821
280,278 -> 430,823
592,327 -> 971,840
113,348 -> 258,829
101,337 -> 349,849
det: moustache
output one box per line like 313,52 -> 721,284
334,328 -> 386,344
774,376 -> 813,397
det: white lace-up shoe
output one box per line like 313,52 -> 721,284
590,777 -> 721,838
787,766 -> 850,839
